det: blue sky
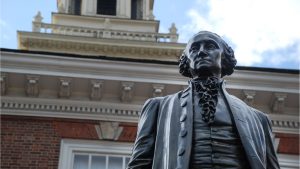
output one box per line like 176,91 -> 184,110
1,0 -> 300,69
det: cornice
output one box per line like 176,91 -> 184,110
270,114 -> 300,134
1,96 -> 299,134
1,96 -> 140,123
18,32 -> 184,61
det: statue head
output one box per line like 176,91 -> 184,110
179,31 -> 236,78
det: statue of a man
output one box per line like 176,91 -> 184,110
127,31 -> 280,169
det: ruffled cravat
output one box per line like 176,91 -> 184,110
191,77 -> 220,124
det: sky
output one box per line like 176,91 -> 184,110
1,0 -> 300,70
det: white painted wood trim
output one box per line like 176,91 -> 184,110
58,139 -> 133,169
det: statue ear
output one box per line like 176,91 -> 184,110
179,52 -> 186,61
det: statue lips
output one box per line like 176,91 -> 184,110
195,58 -> 211,66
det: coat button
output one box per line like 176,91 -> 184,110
177,147 -> 185,156
180,100 -> 187,107
211,128 -> 218,132
181,91 -> 189,98
180,114 -> 187,122
180,129 -> 187,137
183,86 -> 190,93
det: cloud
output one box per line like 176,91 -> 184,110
261,41 -> 300,66
179,0 -> 300,68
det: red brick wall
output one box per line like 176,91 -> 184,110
53,121 -> 99,139
118,123 -> 137,142
276,133 -> 300,155
1,116 -> 61,169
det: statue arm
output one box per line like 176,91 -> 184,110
261,114 -> 280,169
127,98 -> 160,169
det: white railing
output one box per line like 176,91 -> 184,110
32,22 -> 178,43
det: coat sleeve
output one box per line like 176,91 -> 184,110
127,98 -> 160,169
260,113 -> 280,169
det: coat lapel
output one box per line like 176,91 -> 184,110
221,81 -> 265,169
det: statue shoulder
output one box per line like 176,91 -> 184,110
249,106 -> 272,125
228,93 -> 271,125
226,92 -> 269,117
141,88 -> 187,113
226,92 -> 248,107
142,91 -> 180,107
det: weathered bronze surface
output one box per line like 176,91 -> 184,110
127,31 -> 280,169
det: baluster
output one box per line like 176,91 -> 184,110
44,25 -> 48,33
121,32 -> 124,39
58,26 -> 62,34
61,26 -> 66,35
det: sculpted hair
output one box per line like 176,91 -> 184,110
179,31 -> 237,78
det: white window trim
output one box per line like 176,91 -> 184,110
278,154 -> 300,169
58,139 -> 133,169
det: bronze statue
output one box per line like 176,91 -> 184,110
127,31 -> 280,169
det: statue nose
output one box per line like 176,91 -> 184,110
197,46 -> 207,57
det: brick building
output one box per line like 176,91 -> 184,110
1,0 -> 299,168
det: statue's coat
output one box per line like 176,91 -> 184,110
127,82 -> 279,169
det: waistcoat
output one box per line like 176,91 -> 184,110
190,91 -> 250,169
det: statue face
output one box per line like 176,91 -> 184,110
186,33 -> 224,78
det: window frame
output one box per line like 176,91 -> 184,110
58,139 -> 133,169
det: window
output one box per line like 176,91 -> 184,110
69,0 -> 82,15
97,0 -> 117,16
131,0 -> 143,20
73,153 -> 130,169
59,139 -> 133,169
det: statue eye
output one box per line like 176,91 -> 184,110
190,46 -> 199,52
207,44 -> 217,50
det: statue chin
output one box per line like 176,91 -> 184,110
190,67 -> 220,78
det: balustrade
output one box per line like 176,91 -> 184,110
32,22 -> 178,42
